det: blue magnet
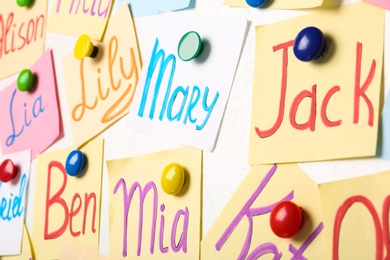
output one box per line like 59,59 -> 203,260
293,26 -> 326,62
246,0 -> 267,8
65,150 -> 85,177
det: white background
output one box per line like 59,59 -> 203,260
0,0 -> 389,257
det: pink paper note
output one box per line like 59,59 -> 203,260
0,50 -> 61,160
364,0 -> 390,9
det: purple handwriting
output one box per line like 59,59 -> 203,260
114,179 -> 189,257
215,164 -> 324,259
55,0 -> 111,18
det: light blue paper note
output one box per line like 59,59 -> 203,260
114,0 -> 193,17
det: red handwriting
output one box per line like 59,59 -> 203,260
72,35 -> 139,123
255,41 -> 376,138
333,195 -> 390,259
44,161 -> 97,239
0,12 -> 45,59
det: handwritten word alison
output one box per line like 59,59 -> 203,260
137,38 -> 219,131
0,173 -> 27,221
0,12 -> 45,60
71,36 -> 139,123
6,89 -> 45,147
215,164 -> 324,259
44,161 -> 97,239
114,179 -> 189,257
255,41 -> 376,138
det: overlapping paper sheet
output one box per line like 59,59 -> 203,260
249,3 -> 384,164
47,0 -> 113,41
107,146 -> 202,259
0,50 -> 61,160
62,3 -> 141,148
32,139 -> 104,259
0,0 -> 47,79
126,12 -> 247,152
0,150 -> 31,256
202,164 -> 325,259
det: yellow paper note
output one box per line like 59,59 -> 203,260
62,3 -> 141,147
46,0 -> 113,41
202,164 -> 326,259
107,146 -> 202,259
32,139 -> 104,260
0,225 -> 33,260
319,170 -> 390,259
249,3 -> 384,164
224,0 -> 323,9
0,0 -> 47,79
59,240 -> 109,260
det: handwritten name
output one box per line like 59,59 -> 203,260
54,0 -> 111,18
72,35 -> 139,123
114,179 -> 189,257
0,12 -> 45,60
6,89 -> 45,147
0,173 -> 26,221
255,41 -> 376,138
137,38 -> 219,131
44,161 -> 97,239
216,164 -> 324,259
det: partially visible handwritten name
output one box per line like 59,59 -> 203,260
0,173 -> 26,221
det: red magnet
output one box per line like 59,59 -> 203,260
270,201 -> 303,238
0,159 -> 18,183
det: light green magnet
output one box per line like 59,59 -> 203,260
177,31 -> 202,62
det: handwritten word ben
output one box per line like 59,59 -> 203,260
44,161 -> 97,239
255,41 -> 376,138
137,39 -> 219,131
114,179 -> 189,257
216,164 -> 324,259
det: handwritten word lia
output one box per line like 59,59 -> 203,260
6,89 -> 45,147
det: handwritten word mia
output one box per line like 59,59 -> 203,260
114,179 -> 189,257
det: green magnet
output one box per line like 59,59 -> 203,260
17,69 -> 36,92
177,31 -> 202,62
16,0 -> 33,7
